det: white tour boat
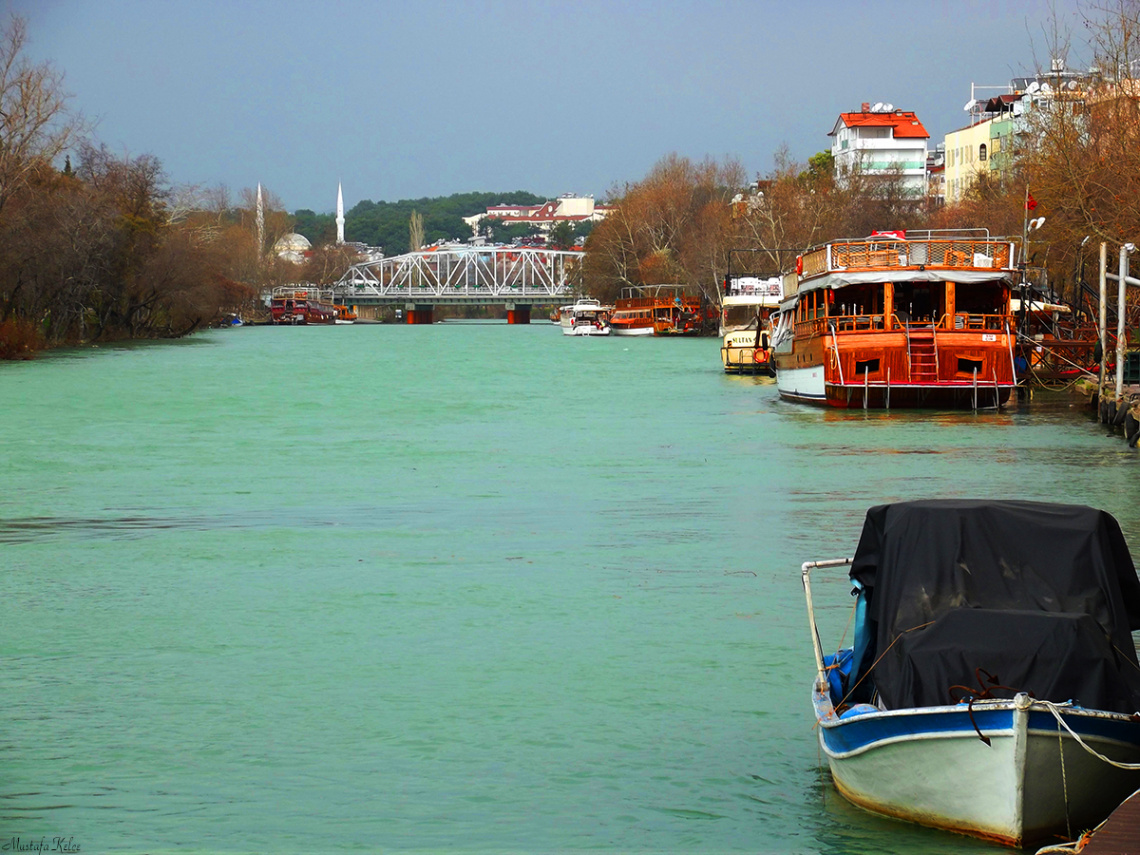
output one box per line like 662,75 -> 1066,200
721,276 -> 782,374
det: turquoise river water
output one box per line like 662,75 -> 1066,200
2,322 -> 1140,854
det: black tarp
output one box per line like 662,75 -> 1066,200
846,500 -> 1140,712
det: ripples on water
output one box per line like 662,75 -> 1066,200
1,324 -> 1137,852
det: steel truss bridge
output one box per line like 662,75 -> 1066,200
331,246 -> 585,306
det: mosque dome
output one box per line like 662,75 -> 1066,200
274,232 -> 312,263
274,233 -> 312,253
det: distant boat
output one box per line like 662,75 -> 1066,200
334,305 -> 357,325
610,286 -> 706,336
562,298 -> 610,336
802,500 -> 1140,848
270,288 -> 337,325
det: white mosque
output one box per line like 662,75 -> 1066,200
272,182 -> 349,263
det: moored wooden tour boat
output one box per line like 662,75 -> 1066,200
611,286 -> 706,336
772,231 -> 1019,408
270,287 -> 338,325
607,288 -> 654,336
721,277 -> 782,374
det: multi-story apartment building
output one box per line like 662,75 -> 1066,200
829,103 -> 930,196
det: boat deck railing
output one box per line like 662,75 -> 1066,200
800,239 -> 1017,279
797,312 -> 1007,336
617,296 -> 700,311
271,286 -> 334,302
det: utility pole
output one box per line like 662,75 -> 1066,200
1117,243 -> 1135,401
1099,242 -> 1108,398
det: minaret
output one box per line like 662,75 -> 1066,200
256,182 -> 265,257
336,182 -> 345,245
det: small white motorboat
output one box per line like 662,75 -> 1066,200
562,298 -> 610,336
803,500 -> 1140,847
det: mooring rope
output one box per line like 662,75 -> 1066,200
1058,717 -> 1072,841
1037,700 -> 1140,770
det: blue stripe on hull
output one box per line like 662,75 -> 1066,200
820,706 -> 1016,756
821,704 -> 1140,755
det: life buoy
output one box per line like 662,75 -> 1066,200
753,348 -> 769,363
795,255 -> 803,275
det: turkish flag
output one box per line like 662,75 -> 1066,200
1026,192 -> 1038,211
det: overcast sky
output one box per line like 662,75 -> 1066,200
13,0 -> 1087,213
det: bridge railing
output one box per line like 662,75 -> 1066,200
333,246 -> 584,301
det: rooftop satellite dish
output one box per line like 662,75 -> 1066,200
963,99 -> 977,111
872,102 -> 884,112
883,103 -> 895,112
1026,81 -> 1041,94
1040,83 -> 1053,95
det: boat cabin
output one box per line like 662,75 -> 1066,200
788,236 -> 1014,333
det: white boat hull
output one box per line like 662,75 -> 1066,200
563,325 -> 611,336
814,683 -> 1140,846
611,326 -> 654,336
775,363 -> 826,402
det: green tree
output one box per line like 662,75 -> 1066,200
292,208 -> 335,244
482,217 -> 540,244
343,190 -> 546,253
548,219 -> 575,249
801,150 -> 835,186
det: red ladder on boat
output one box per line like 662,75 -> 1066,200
908,327 -> 938,382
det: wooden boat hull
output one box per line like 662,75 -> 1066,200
774,332 -> 1015,408
611,324 -> 654,336
814,683 -> 1140,846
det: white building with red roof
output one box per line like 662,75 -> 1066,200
829,103 -> 930,196
463,194 -> 612,236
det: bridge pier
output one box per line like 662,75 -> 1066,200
406,303 -> 433,324
506,303 -> 531,324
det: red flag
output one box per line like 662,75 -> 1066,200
1026,192 -> 1038,211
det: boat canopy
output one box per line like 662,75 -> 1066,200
722,294 -> 781,308
846,500 -> 1140,713
796,268 -> 1015,295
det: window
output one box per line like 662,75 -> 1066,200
979,143 -> 988,161
958,357 -> 984,375
856,358 -> 881,375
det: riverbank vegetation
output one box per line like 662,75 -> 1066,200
0,16 -> 268,358
582,3 -> 1140,315
581,149 -> 956,307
